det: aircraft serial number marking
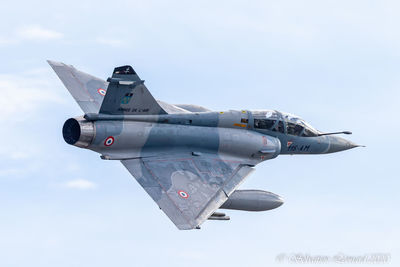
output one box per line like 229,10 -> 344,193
288,144 -> 310,152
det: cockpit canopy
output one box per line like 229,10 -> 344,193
252,110 -> 320,137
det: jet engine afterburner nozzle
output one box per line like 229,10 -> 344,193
62,117 -> 95,148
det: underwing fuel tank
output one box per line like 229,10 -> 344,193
62,117 -> 95,148
220,190 -> 284,211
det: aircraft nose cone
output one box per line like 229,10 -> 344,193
327,136 -> 359,153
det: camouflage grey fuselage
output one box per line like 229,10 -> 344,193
52,61 -> 360,230
71,109 -> 357,160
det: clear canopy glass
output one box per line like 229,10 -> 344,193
252,110 -> 320,137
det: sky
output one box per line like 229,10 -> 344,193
0,1 -> 399,266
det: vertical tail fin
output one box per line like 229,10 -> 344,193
98,65 -> 166,115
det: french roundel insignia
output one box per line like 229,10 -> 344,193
178,190 -> 189,199
97,88 -> 106,96
104,136 -> 114,146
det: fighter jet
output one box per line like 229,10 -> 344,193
49,61 -> 361,230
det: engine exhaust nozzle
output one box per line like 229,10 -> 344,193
62,118 -> 95,148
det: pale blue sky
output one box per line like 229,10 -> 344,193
0,1 -> 399,266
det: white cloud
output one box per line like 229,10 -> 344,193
95,37 -> 124,47
0,25 -> 63,45
0,68 -> 72,180
0,69 -> 66,177
9,151 -> 30,160
0,72 -> 64,119
0,36 -> 17,45
0,168 -> 25,177
16,25 -> 63,41
64,179 -> 97,190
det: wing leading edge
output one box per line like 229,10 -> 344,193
47,60 -> 108,113
121,154 -> 254,230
